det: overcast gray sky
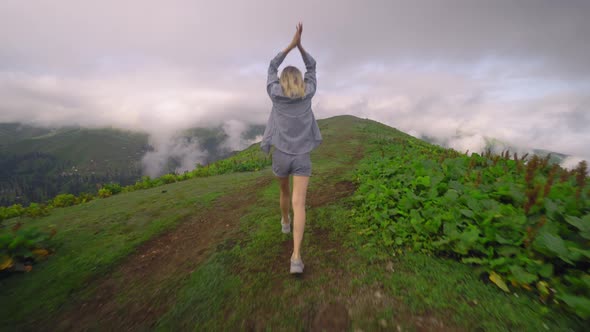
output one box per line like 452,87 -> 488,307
1,0 -> 589,166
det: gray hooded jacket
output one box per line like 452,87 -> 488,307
260,50 -> 322,155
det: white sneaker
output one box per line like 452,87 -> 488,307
290,257 -> 304,274
281,216 -> 291,234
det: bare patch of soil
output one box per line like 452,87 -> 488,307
311,302 -> 350,332
308,180 -> 357,207
342,279 -> 460,332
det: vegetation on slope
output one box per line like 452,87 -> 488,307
0,143 -> 270,275
352,119 -> 589,319
0,116 -> 586,330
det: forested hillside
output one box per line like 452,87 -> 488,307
0,123 -> 264,206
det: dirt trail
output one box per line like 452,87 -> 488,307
237,141 -> 365,331
234,142 -> 456,332
36,132 -> 362,331
43,176 -> 272,331
36,128 -> 459,331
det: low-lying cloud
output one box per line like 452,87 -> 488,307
0,0 -> 589,171
221,120 -> 263,152
139,119 -> 264,177
142,133 -> 207,177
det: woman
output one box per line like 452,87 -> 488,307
261,22 -> 323,274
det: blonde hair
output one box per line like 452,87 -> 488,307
279,66 -> 305,98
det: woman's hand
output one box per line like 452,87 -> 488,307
296,22 -> 307,54
285,22 -> 303,52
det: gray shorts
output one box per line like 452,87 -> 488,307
272,148 -> 312,177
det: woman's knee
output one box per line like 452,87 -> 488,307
291,195 -> 305,208
292,177 -> 309,208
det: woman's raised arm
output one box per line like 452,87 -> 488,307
297,31 -> 317,97
268,23 -> 304,98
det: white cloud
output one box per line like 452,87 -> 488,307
221,120 -> 261,152
0,0 -> 588,166
561,156 -> 588,172
141,133 -> 207,177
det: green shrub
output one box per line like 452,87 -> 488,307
52,194 -> 76,208
0,224 -> 55,272
0,207 -> 9,222
0,204 -> 25,222
353,130 -> 590,319
161,174 -> 178,184
102,183 -> 123,195
76,192 -> 95,204
98,188 -> 112,198
24,203 -> 51,218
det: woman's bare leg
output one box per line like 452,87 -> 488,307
278,176 -> 290,223
291,175 -> 309,260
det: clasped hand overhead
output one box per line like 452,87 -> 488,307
283,22 -> 306,54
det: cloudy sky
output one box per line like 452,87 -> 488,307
1,0 -> 589,167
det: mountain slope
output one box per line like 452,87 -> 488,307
0,126 -> 150,206
0,123 -> 264,206
0,115 -> 582,331
1,127 -> 149,169
0,123 -> 53,144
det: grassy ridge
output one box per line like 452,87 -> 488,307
0,171 -> 265,329
0,115 -> 585,330
152,117 -> 583,330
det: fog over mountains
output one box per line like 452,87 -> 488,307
0,122 -> 264,206
1,1 -> 589,169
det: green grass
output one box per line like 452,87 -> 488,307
156,195 -> 581,330
0,170 -> 264,329
350,114 -> 589,322
0,115 -> 583,331
153,116 -> 583,331
156,254 -> 243,331
155,195 -> 353,330
354,251 -> 579,331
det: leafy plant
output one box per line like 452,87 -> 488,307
0,223 -> 55,273
102,182 -> 123,195
24,203 -> 51,218
52,194 -> 76,208
352,126 -> 590,319
97,188 -> 113,198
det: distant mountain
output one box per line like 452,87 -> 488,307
1,126 -> 151,176
418,134 -> 568,164
0,123 -> 265,206
0,123 -> 54,144
180,124 -> 265,164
